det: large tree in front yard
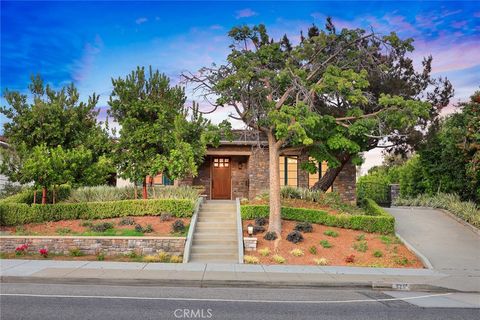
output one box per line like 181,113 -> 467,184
184,23 -> 435,239
108,67 -> 228,199
0,76 -> 114,203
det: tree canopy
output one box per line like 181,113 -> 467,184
1,76 -> 114,202
184,21 -> 446,237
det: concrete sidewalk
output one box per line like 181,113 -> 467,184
386,207 -> 480,292
0,259 -> 464,292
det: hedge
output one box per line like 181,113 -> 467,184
0,198 -> 195,226
241,199 -> 394,234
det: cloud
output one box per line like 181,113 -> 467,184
235,8 -> 257,19
135,17 -> 148,25
210,24 -> 223,30
72,35 -> 103,83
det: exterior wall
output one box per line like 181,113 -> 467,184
231,156 -> 249,199
333,160 -> 357,203
248,147 -> 270,199
0,236 -> 186,257
192,157 -> 211,198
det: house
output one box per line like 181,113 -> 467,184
156,131 -> 357,203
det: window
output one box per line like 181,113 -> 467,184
308,159 -> 332,192
147,173 -> 173,186
279,156 -> 298,187
213,158 -> 230,168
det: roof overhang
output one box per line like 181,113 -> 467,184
206,150 -> 252,156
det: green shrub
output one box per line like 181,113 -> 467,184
309,246 -> 317,255
119,217 -> 135,225
319,239 -> 332,248
69,248 -> 83,257
294,221 -> 313,233
323,230 -> 339,237
90,222 -> 114,232
356,234 -> 365,241
172,220 -> 185,233
0,198 -> 195,226
394,193 -> 480,228
373,250 -> 383,258
56,227 -> 72,235
353,240 -> 368,252
241,201 -> 395,234
357,172 -> 390,206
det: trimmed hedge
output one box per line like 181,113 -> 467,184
0,198 -> 195,226
241,199 -> 394,234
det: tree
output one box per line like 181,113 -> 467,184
0,75 -> 114,200
109,67 -> 226,199
184,23 -> 433,240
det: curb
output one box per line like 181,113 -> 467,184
0,276 -> 457,293
394,232 -> 434,270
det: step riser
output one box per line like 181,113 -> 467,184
193,240 -> 237,246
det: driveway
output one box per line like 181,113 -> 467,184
386,207 -> 480,291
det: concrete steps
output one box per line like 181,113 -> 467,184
188,200 -> 239,263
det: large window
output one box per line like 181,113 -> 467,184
308,159 -> 332,192
279,156 -> 298,187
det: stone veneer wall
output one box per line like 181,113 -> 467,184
333,160 -> 357,203
0,236 -> 186,257
248,147 -> 270,199
231,156 -> 249,199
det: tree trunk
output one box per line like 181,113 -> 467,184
267,133 -> 282,241
41,187 -> 47,205
311,154 -> 351,191
142,178 -> 148,200
134,186 -> 138,199
33,191 -> 37,204
150,176 -> 156,199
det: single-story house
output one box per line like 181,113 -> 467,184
148,131 -> 357,203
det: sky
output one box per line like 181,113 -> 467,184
1,0 -> 479,173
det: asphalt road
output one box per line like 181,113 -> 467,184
1,283 -> 478,320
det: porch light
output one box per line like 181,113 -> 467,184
247,224 -> 254,236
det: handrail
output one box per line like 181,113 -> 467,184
182,197 -> 203,263
235,197 -> 244,264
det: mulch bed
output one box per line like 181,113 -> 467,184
243,220 -> 423,268
0,216 -> 190,237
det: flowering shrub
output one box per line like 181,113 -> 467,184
15,244 -> 28,255
39,248 -> 48,258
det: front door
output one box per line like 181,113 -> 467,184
211,157 -> 231,199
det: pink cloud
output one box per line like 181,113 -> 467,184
235,8 -> 257,19
452,20 -> 468,28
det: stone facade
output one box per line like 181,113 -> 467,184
0,236 -> 186,257
333,160 -> 357,203
187,143 -> 356,203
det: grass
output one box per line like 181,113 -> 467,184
353,240 -> 368,252
272,255 -> 286,264
244,255 -> 260,264
313,257 -> 329,266
323,230 -> 339,237
258,248 -> 271,257
356,234 -> 365,241
319,239 -> 333,248
380,235 -> 401,245
290,249 -> 305,257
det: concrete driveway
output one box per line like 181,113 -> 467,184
386,207 -> 480,291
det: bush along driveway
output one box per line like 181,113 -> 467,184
386,207 -> 480,292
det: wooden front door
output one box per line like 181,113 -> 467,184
211,157 -> 231,199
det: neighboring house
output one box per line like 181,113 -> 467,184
171,130 -> 357,203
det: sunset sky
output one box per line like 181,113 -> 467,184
1,1 -> 479,173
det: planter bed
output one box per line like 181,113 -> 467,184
0,216 -> 190,237
243,220 -> 423,268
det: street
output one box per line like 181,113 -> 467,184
1,283 -> 478,320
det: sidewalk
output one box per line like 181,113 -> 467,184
1,259 -> 472,293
